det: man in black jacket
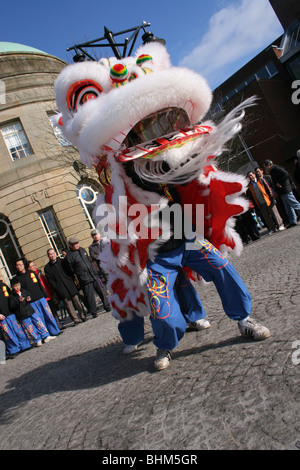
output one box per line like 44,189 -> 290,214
44,249 -> 86,325
264,159 -> 300,228
66,238 -> 111,317
88,229 -> 109,287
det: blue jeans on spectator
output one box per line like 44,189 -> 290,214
281,192 -> 300,225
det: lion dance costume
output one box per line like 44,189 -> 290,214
55,42 -> 271,369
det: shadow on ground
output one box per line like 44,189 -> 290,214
0,332 -> 251,424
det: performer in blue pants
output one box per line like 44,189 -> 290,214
15,258 -> 60,337
21,311 -> 50,344
9,278 -> 57,347
0,313 -> 31,357
147,237 -> 252,353
119,236 -> 270,369
0,279 -> 31,358
30,297 -> 60,337
148,236 -> 273,370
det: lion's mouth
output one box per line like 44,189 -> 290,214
123,107 -> 191,149
117,107 -> 212,163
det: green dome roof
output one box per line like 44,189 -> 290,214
0,42 -> 48,55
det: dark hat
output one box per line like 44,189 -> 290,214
68,237 -> 80,245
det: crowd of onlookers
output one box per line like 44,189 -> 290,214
0,229 -> 110,360
1,156 -> 300,361
235,157 -> 300,244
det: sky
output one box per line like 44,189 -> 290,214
1,0 -> 283,89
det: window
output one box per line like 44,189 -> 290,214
0,215 -> 23,282
1,120 -> 33,161
285,53 -> 300,80
39,208 -> 67,255
255,62 -> 278,80
76,183 -> 98,229
265,61 -> 278,78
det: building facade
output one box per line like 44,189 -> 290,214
209,0 -> 300,177
0,42 -> 103,283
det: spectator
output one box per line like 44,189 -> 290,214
255,167 -> 285,231
26,260 -> 64,330
14,258 -> 60,336
234,199 -> 260,245
0,278 -> 31,359
263,159 -> 300,228
44,248 -> 86,326
9,277 -> 56,347
247,171 -> 276,234
61,248 -> 68,259
294,150 -> 300,185
66,237 -> 111,318
88,229 -> 109,288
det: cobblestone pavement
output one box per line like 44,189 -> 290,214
1,226 -> 300,451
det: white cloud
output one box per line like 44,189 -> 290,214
178,0 -> 283,88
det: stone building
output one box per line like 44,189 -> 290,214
0,42 -> 102,283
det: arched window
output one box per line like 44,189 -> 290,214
0,216 -> 23,283
76,183 -> 99,229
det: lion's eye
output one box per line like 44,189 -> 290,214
128,72 -> 138,82
67,80 -> 103,112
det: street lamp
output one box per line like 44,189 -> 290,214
141,31 -> 166,45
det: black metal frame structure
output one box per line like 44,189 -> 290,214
67,21 -> 166,62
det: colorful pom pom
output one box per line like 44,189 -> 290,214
110,63 -> 128,83
136,54 -> 153,66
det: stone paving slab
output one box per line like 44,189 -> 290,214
0,226 -> 300,450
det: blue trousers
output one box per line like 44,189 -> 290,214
280,192 -> 300,224
147,238 -> 251,350
118,265 -> 207,346
22,311 -> 50,343
31,298 -> 60,336
0,314 -> 31,355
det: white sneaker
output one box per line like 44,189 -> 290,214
154,349 -> 171,370
123,343 -> 142,355
188,319 -> 211,330
278,225 -> 285,231
44,336 -> 56,343
238,317 -> 271,341
36,340 -> 43,347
